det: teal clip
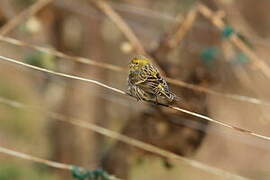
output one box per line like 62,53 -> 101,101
71,166 -> 110,180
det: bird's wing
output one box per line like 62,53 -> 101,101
140,69 -> 176,100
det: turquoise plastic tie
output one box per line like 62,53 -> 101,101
200,47 -> 219,63
230,53 -> 249,65
222,26 -> 235,39
71,166 -> 110,180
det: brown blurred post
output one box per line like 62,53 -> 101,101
42,6 -> 107,179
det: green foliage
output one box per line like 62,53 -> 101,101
0,162 -> 57,180
24,52 -> 56,70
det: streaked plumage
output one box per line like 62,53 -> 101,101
127,55 -> 176,104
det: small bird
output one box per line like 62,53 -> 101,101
127,55 -> 176,105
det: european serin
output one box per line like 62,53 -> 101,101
127,55 -> 176,104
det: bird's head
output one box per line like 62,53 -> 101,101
129,55 -> 150,71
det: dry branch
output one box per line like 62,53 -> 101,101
0,36 -> 269,107
198,3 -> 270,79
92,0 -> 145,55
0,0 -> 52,36
0,54 -> 270,142
0,96 -> 249,180
90,0 -> 167,75
155,7 -> 198,54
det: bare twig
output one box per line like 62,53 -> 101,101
160,7 -> 198,52
0,96 -> 249,180
0,36 -> 270,107
198,3 -> 270,79
56,0 -> 270,51
90,0 -> 168,76
213,0 -> 257,38
151,6 -> 198,72
91,0 -> 145,55
1,54 -> 270,142
0,36 -> 123,72
0,0 -> 53,36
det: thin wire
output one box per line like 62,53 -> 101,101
170,104 -> 270,141
0,36 -> 269,108
1,54 -> 270,142
0,0 -> 53,36
166,78 -> 270,106
2,93 -> 270,151
0,55 -> 125,95
0,146 -> 120,180
0,36 -> 123,72
0,0 -> 266,108
0,0 -> 268,108
57,0 -> 270,93
0,1 -> 263,179
0,146 -> 72,170
0,97 -> 249,180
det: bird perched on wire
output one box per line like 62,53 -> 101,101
127,55 -> 177,105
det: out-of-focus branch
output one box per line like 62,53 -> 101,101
0,36 -> 123,72
149,5 -> 199,75
0,0 -> 17,19
1,36 -> 270,107
0,0 -> 53,36
91,0 -> 145,55
213,0 -> 257,38
55,0 -> 270,52
166,8 -> 198,50
198,3 -> 270,79
90,0 -> 167,75
1,54 -> 270,142
0,96 -> 249,180
154,7 -> 198,55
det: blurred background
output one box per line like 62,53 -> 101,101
1,0 -> 270,179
